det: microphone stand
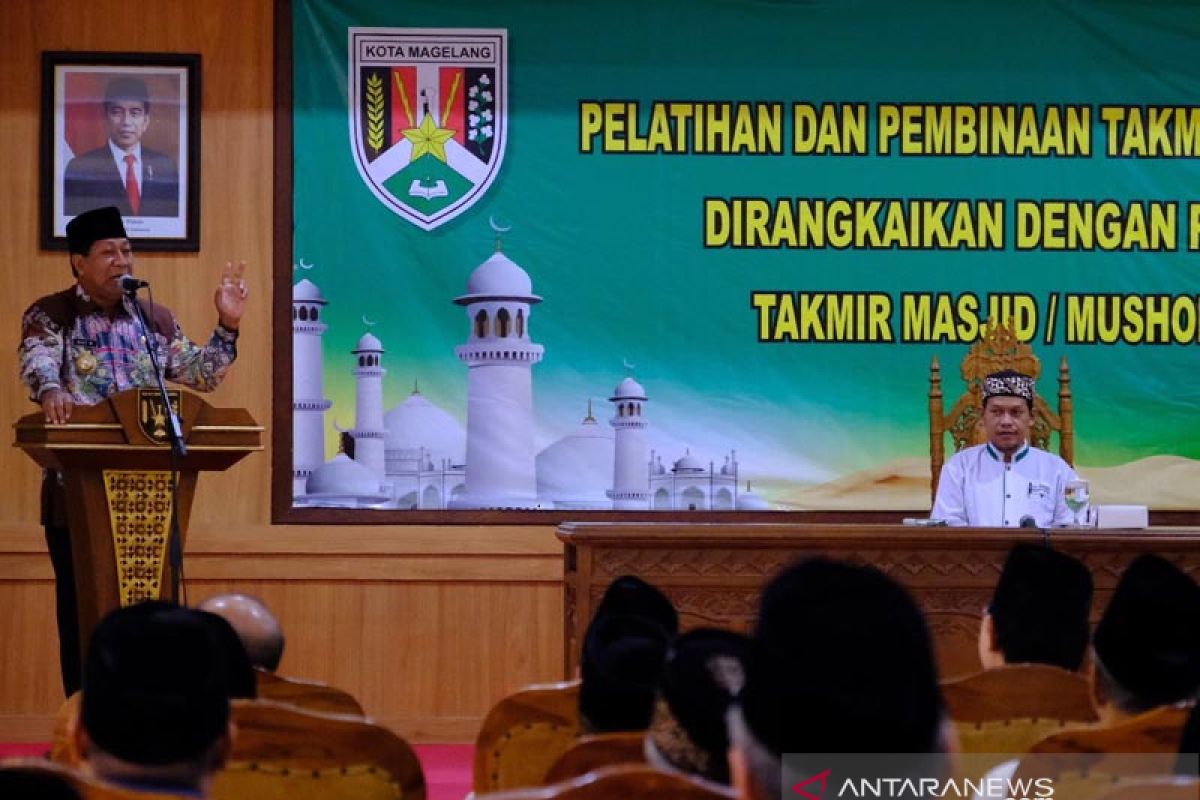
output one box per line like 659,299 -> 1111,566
124,286 -> 188,603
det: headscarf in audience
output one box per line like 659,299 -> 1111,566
646,627 -> 750,784
579,612 -> 669,732
596,575 -> 679,636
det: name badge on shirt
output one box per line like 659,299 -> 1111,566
1027,481 -> 1050,500
72,337 -> 98,347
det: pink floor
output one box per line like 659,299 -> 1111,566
413,743 -> 473,800
1,742 -> 474,800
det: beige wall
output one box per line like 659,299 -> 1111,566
0,0 -> 563,742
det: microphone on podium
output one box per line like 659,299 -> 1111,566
1020,514 -> 1052,546
118,275 -> 150,293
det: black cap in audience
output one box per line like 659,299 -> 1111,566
648,627 -> 750,784
82,601 -> 231,765
579,612 -> 669,732
740,558 -> 943,755
990,543 -> 1093,670
1093,553 -> 1200,707
596,575 -> 679,636
197,609 -> 258,699
65,206 -> 127,255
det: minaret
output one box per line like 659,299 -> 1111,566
451,240 -> 544,508
350,330 -> 386,477
607,374 -> 650,510
292,278 -> 331,497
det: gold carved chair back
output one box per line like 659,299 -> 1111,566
929,320 -> 1074,500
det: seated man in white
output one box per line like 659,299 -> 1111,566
932,370 -> 1076,527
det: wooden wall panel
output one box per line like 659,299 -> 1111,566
0,529 -> 564,742
0,1 -> 566,744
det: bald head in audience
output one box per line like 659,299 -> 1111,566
198,593 -> 285,672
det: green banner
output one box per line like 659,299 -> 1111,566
290,0 -> 1200,512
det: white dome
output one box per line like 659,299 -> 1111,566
306,454 -> 385,497
293,278 -> 325,303
610,377 -> 647,401
737,490 -> 770,511
355,332 -> 383,352
536,420 -> 614,503
455,252 -> 541,303
383,392 -> 466,464
673,453 -> 705,473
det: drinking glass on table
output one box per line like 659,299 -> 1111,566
1064,479 -> 1091,528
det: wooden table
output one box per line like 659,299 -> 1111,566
556,523 -> 1200,679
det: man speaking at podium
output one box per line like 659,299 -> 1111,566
17,206 -> 248,695
931,370 -> 1077,529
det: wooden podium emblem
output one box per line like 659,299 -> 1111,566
137,388 -> 182,444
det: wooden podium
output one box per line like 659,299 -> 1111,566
13,388 -> 262,657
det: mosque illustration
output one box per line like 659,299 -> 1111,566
291,243 -> 770,511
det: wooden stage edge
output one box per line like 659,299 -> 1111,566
558,522 -> 1200,681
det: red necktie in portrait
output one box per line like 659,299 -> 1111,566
124,153 -> 141,215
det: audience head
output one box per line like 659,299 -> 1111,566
0,766 -> 82,800
731,558 -> 946,800
1092,553 -> 1200,716
980,543 -> 1093,671
77,601 -> 235,792
197,608 -> 258,698
198,593 -> 285,672
596,575 -> 679,637
579,612 -> 669,733
646,628 -> 750,785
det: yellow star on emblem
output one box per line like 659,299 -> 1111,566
403,114 -> 456,163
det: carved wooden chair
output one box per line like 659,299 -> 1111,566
50,692 -> 83,766
942,665 -> 1098,768
543,732 -> 647,784
213,698 -> 425,800
1009,704 -> 1195,796
929,319 -> 1074,500
477,764 -> 735,800
474,680 -> 583,794
255,669 -> 365,716
1027,704 -> 1193,756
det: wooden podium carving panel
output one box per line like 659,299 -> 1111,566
556,523 -> 1200,680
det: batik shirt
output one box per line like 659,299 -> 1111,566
931,442 -> 1077,528
19,285 -> 238,405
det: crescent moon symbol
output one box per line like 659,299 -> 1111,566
297,258 -> 314,270
489,215 -> 512,233
362,316 -> 377,327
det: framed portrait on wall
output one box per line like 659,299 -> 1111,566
40,51 -> 201,251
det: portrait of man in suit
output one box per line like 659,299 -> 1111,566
63,76 -> 180,218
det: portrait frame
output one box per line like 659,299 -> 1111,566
40,51 -> 201,252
